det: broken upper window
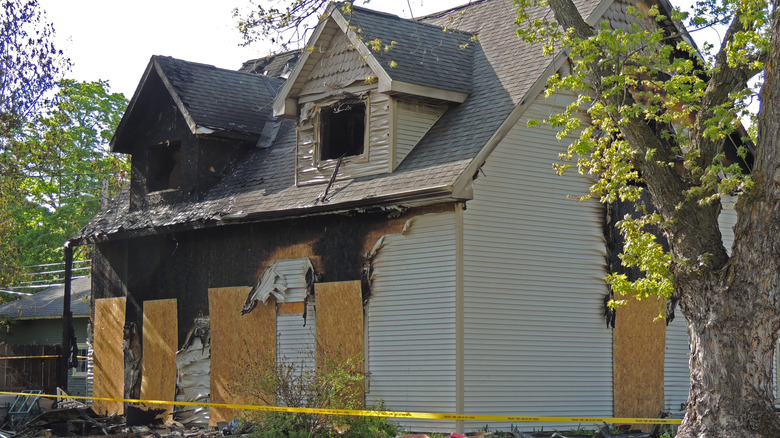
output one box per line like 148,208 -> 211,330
147,142 -> 181,192
319,101 -> 366,161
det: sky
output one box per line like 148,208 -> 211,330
37,0 -> 457,99
37,0 -> 718,100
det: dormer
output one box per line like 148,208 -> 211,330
111,56 -> 281,211
273,4 -> 475,186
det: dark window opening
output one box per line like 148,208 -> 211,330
320,102 -> 365,161
147,142 -> 181,192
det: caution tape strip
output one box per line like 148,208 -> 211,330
0,355 -> 60,360
0,355 -> 88,360
0,391 -> 682,425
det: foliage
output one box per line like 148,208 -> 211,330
0,0 -> 69,287
516,0 -> 766,305
0,80 -> 128,285
0,0 -> 68,136
236,351 -> 397,438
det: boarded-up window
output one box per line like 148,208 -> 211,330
93,297 -> 126,415
141,299 -> 178,419
208,287 -> 276,426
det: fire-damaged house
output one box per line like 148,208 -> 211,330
69,0 -> 758,433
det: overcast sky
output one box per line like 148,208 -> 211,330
37,0 -> 457,99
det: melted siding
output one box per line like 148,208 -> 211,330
462,92 -> 613,431
366,211 -> 457,432
296,91 -> 391,185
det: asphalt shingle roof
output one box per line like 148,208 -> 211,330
75,0 -> 605,242
344,6 -> 475,94
0,276 -> 91,319
153,56 -> 283,134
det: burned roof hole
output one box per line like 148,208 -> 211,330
320,102 -> 366,161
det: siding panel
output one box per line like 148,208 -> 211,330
462,91 -> 613,431
367,211 -> 457,432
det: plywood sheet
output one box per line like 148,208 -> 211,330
141,299 -> 178,418
614,296 -> 665,426
278,301 -> 306,315
93,297 -> 126,415
209,287 -> 276,426
315,281 -> 364,401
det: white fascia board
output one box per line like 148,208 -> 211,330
380,80 -> 469,103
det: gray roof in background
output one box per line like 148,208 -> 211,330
344,6 -> 475,93
0,276 -> 91,320
75,0 -> 605,243
240,51 -> 301,78
153,56 -> 283,134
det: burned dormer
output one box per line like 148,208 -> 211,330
273,4 -> 474,186
110,56 -> 282,211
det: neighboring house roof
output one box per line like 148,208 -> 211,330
112,56 -> 284,153
74,0 -> 609,244
0,276 -> 91,320
240,51 -> 301,78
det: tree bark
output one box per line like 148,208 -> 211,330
541,0 -> 780,435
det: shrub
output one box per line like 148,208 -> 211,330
235,350 -> 397,438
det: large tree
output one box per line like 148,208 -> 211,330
514,0 -> 778,435
238,0 -> 779,435
8,80 -> 128,270
0,0 -> 67,287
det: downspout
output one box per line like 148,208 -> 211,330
59,241 -> 74,391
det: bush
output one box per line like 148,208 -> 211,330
235,351 -> 398,438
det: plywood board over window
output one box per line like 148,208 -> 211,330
93,297 -> 126,415
208,287 -> 276,426
141,299 -> 178,418
614,296 -> 665,427
315,281 -> 364,401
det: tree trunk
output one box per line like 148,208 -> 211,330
677,275 -> 780,437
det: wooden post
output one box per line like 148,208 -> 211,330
59,242 -> 74,391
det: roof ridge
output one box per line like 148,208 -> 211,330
153,55 -> 276,79
415,0 -> 495,21
347,4 -> 475,37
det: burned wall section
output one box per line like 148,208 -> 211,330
90,203 -> 455,349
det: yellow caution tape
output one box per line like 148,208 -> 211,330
0,355 -> 60,360
0,390 -> 682,425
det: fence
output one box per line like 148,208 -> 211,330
0,345 -> 61,395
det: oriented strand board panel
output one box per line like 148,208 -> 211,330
315,281 -> 363,369
614,296 -> 665,425
141,299 -> 178,418
93,297 -> 126,415
209,287 -> 276,426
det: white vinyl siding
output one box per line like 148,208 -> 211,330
461,92 -> 613,432
366,211 -> 458,432
296,91 -> 392,184
394,99 -> 447,169
277,306 -> 316,370
664,195 -> 740,414
272,258 -> 317,369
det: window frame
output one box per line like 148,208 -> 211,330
316,97 -> 370,166
71,343 -> 88,378
146,141 -> 182,193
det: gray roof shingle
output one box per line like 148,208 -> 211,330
154,56 -> 282,134
0,276 -> 91,319
75,0 -> 605,242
